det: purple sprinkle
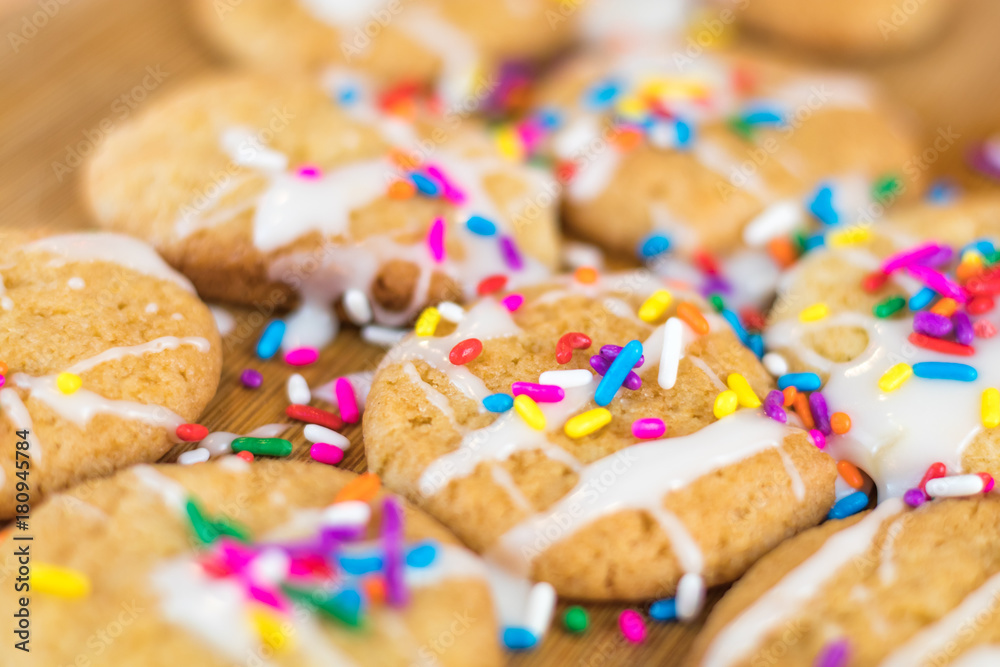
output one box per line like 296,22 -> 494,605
592,354 -> 642,388
701,276 -> 732,298
916,246 -> 954,268
953,311 -> 974,345
382,497 -> 408,607
904,487 -> 928,507
240,369 -> 263,389
499,236 -> 524,271
623,371 -> 642,391
590,354 -> 610,376
809,392 -> 831,436
968,142 -> 1000,180
763,390 -> 787,423
600,344 -> 644,368
913,311 -> 953,339
814,639 -> 850,667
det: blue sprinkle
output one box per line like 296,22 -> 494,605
595,340 -> 643,407
339,554 -> 383,576
465,215 -> 497,236
674,120 -> 693,148
503,627 -> 538,651
336,86 -> 358,105
586,79 -> 621,109
410,172 -> 440,197
748,333 -> 764,359
256,320 -> 286,360
777,372 -> 822,392
927,179 -> 957,204
975,240 -> 995,257
802,233 -> 827,251
534,108 -> 562,130
828,491 -> 869,520
334,588 -> 363,615
483,393 -> 514,413
909,287 -> 936,311
639,233 -> 671,259
808,185 -> 839,225
405,541 -> 438,569
912,362 -> 978,382
742,109 -> 783,126
649,598 -> 678,622
721,309 -> 750,347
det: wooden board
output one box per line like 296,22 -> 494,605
0,1 -> 997,665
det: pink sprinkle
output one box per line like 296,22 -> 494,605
517,121 -> 544,155
511,382 -> 564,403
632,418 -> 666,439
499,236 -> 524,271
810,429 -> 827,450
0,375 -> 5,388
335,377 -> 360,423
975,320 -> 997,338
428,217 -> 446,263
501,293 -> 524,311
296,165 -> 322,179
881,243 -> 942,274
284,347 -> 319,366
979,473 -> 995,493
425,165 -> 466,204
906,264 -> 967,303
247,584 -> 287,611
619,609 -> 646,643
310,442 -> 345,466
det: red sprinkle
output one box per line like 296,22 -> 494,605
235,451 -> 254,463
967,295 -> 995,315
693,250 -> 720,276
555,332 -> 592,364
739,307 -> 767,333
285,404 -> 344,431
978,473 -> 996,494
907,332 -> 975,356
477,275 -> 508,296
861,271 -> 889,293
449,338 -> 483,365
919,462 -> 947,492
976,320 -> 997,338
176,423 -> 208,442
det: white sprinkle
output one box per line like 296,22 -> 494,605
303,424 -> 350,449
67,277 -> 85,290
538,369 -> 594,389
658,317 -> 684,390
145,302 -> 159,314
524,582 -> 557,640
217,455 -> 250,472
286,373 -> 311,405
436,301 -> 466,323
209,305 -> 235,336
1,297 -> 12,311
249,548 -> 290,586
925,474 -> 985,498
171,313 -> 184,320
742,200 -> 804,247
362,325 -> 408,348
562,240 -> 605,270
762,352 -> 789,378
677,573 -> 706,621
342,289 -> 373,326
321,500 -> 371,528
178,448 -> 211,465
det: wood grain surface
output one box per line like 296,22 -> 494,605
0,1 -> 997,665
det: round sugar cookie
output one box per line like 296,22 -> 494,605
84,73 -> 559,350
0,231 -> 222,519
0,460 -> 502,666
364,269 -> 836,600
189,0 -> 574,108
688,496 -> 1000,667
527,45 -> 921,260
764,195 -> 1000,502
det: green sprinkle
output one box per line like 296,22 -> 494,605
212,518 -> 252,543
231,437 -> 292,457
185,498 -> 219,545
873,295 -> 906,318
283,585 -> 364,628
872,174 -> 901,203
986,250 -> 1000,266
793,231 -> 809,253
564,606 -> 588,634
709,294 -> 725,313
727,116 -> 754,140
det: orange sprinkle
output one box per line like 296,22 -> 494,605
0,361 -> 7,375
837,460 -> 865,489
766,237 -> 798,269
0,526 -> 10,544
957,262 -> 982,282
676,302 -> 710,335
335,472 -> 381,503
574,267 -> 599,284
389,148 -> 421,171
363,576 -> 386,605
782,386 -> 797,408
387,180 -> 416,200
611,127 -> 643,152
831,412 -> 852,435
930,298 -> 958,317
793,392 -> 814,429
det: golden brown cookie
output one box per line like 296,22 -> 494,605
364,269 -> 836,601
84,72 -> 559,349
688,496 -> 1000,666
528,45 -> 921,261
0,460 -> 501,666
764,195 -> 1000,502
0,231 -> 222,519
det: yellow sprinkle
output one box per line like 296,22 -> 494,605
250,607 -> 294,652
642,78 -> 708,100
726,374 -> 761,408
983,388 -> 1000,429
930,298 -> 958,317
31,563 -> 90,598
638,290 -> 673,323
495,126 -> 523,162
798,303 -> 829,323
615,95 -> 647,120
828,227 -> 871,247
713,390 -> 739,419
56,372 -> 82,395
878,363 -> 913,392
514,394 -> 546,431
564,408 -> 612,439
414,307 -> 441,337
961,250 -> 984,266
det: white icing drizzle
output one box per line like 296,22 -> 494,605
700,498 -> 905,667
0,388 -> 43,464
948,646 -> 1000,667
397,9 -> 480,108
879,570 -> 1000,667
132,465 -> 188,513
775,446 -> 806,502
209,305 -> 236,337
22,233 -> 195,292
403,362 -> 458,425
65,336 -> 210,375
877,513 -> 908,585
